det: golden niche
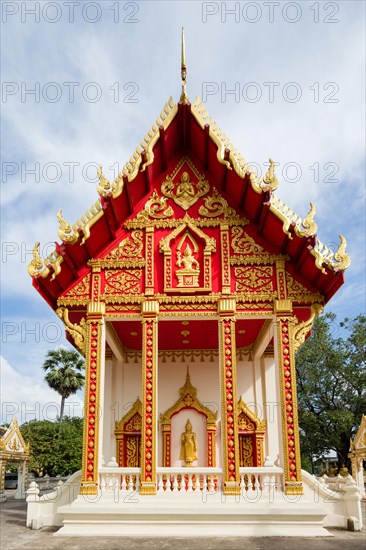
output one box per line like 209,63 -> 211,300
180,419 -> 198,467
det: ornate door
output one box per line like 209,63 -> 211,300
114,398 -> 142,467
237,397 -> 266,467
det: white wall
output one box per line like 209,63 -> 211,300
158,361 -> 220,467
237,357 -> 255,404
102,343 -> 281,469
262,355 -> 281,465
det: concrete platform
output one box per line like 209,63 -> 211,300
1,490 -> 366,549
55,493 -> 331,537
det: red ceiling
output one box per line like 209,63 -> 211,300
110,318 -> 266,352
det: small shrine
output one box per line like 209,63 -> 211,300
0,419 -> 30,501
25,32 -> 362,537
348,415 -> 366,498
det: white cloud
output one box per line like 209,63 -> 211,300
0,356 -> 83,425
1,0 -> 365,383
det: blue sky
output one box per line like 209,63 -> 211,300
1,1 -> 365,424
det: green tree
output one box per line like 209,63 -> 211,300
296,313 -> 366,473
20,417 -> 83,476
42,348 -> 85,421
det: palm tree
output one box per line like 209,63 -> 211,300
42,348 -> 85,421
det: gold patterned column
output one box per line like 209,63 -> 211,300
275,259 -> 287,300
220,224 -> 231,294
218,298 -> 240,495
207,423 -> 217,467
80,262 -> 105,496
140,300 -> 158,495
145,226 -> 155,296
0,459 -> 5,501
274,299 -> 303,495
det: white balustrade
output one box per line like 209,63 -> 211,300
156,467 -> 222,493
99,466 -> 283,497
318,474 -> 355,494
239,467 -> 284,497
99,467 -> 141,492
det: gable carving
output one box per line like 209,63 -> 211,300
124,157 -> 249,230
161,157 -> 210,211
64,273 -> 90,299
230,228 -> 281,265
286,272 -> 323,304
235,266 -> 274,294
103,269 -> 142,296
58,273 -> 91,306
137,190 -> 174,221
100,230 -> 145,268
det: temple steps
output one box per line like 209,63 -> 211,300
54,494 -> 330,537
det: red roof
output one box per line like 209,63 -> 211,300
28,97 -> 349,311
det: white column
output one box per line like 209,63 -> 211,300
263,351 -> 281,465
253,357 -> 264,419
110,355 -> 118,458
102,352 -> 113,464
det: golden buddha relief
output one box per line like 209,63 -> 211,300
176,232 -> 201,288
160,157 -> 210,211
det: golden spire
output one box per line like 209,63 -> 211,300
180,27 -> 189,103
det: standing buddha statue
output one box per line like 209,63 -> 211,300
180,419 -> 197,467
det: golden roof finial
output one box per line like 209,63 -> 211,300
180,27 -> 189,103
333,234 -> 351,271
262,158 -> 278,192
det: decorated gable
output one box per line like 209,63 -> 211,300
27,95 -> 350,353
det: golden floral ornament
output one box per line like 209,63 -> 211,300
27,242 -> 50,278
198,187 -> 237,219
261,159 -> 278,192
231,228 -> 263,256
56,307 -> 86,355
292,303 -> 323,352
285,272 -> 323,304
136,189 -> 174,221
57,209 -> 79,244
115,231 -> 143,258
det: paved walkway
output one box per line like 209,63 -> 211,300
1,491 -> 365,550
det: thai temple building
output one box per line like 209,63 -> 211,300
26,33 -> 362,536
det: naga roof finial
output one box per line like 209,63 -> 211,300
180,27 -> 189,104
